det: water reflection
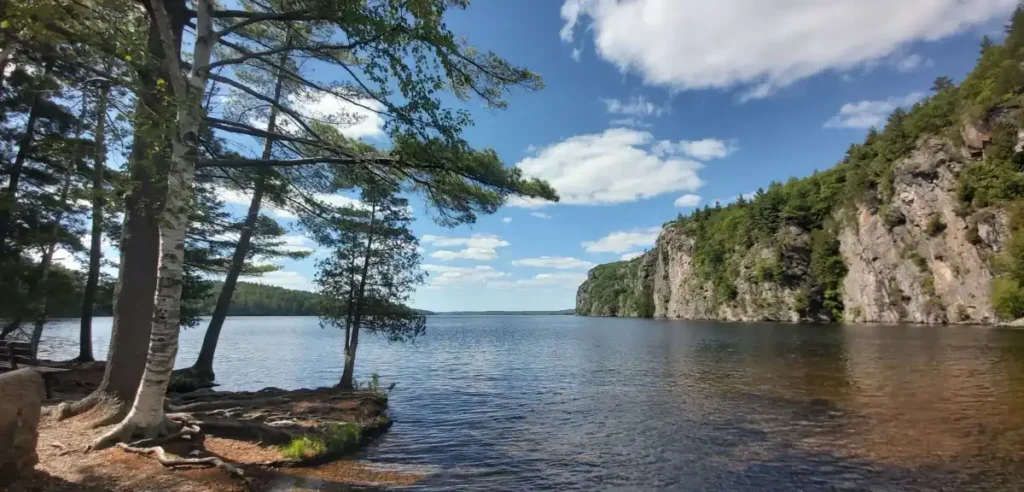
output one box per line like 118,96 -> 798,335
39,316 -> 1024,490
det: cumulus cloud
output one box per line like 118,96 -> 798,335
620,252 -> 644,261
283,91 -> 386,140
571,47 -> 583,62
509,128 -> 704,208
422,264 -> 507,285
502,217 -> 512,224
512,256 -> 596,269
825,92 -> 926,129
422,234 -> 509,262
560,0 -> 1014,99
530,212 -> 552,219
582,227 -> 661,254
601,95 -> 667,117
653,138 -> 735,160
674,194 -> 702,207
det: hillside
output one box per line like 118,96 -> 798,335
578,15 -> 1024,325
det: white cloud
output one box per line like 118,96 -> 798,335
509,128 -> 704,208
620,252 -> 644,261
601,95 -> 667,117
824,92 -> 926,129
422,234 -> 509,262
512,256 -> 596,269
560,0 -> 1014,99
653,138 -> 736,160
674,194 -> 702,207
493,272 -> 588,289
285,90 -> 386,140
894,53 -> 930,72
422,264 -> 507,285
571,47 -> 583,62
313,193 -> 365,210
277,235 -> 316,253
530,212 -> 552,220
582,227 -> 661,254
502,217 -> 512,224
241,270 -> 314,291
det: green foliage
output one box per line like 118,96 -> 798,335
992,277 -> 1024,320
281,422 -> 362,460
907,250 -> 929,272
810,229 -> 847,320
196,282 -> 321,316
753,256 -> 783,283
926,215 -> 947,236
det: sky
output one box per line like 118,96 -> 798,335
53,0 -> 1022,312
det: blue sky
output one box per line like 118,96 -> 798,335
234,0 -> 1024,311
158,0 -> 1022,311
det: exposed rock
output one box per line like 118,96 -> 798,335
0,369 -> 45,486
961,121 -> 990,155
577,137 -> 1009,325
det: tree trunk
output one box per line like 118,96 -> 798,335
91,0 -> 213,449
78,81 -> 112,363
55,0 -> 186,424
191,179 -> 264,379
29,97 -> 86,358
0,59 -> 50,256
340,203 -> 377,390
191,46 -> 287,379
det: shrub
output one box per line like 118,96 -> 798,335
992,277 -> 1024,320
926,215 -> 947,236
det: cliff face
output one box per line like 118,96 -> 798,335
576,137 -> 1010,324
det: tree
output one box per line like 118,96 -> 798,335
315,185 -> 425,389
58,0 -> 559,449
931,76 -> 955,93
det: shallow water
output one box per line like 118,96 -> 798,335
40,316 -> 1024,490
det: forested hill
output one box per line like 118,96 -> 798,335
578,11 -> 1024,325
195,282 -> 320,316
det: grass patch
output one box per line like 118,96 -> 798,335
281,422 -> 362,460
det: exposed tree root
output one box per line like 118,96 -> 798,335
89,414 -> 183,451
52,392 -> 126,429
173,416 -> 298,445
116,443 -> 247,479
125,424 -> 200,448
167,396 -> 290,413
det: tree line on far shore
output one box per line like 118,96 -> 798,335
42,280 -> 321,318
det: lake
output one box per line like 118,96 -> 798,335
39,316 -> 1024,490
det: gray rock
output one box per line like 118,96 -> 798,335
578,137 -> 1008,325
0,369 -> 45,486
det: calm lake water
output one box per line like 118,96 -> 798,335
39,316 -> 1024,490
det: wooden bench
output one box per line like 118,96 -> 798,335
0,340 -> 68,398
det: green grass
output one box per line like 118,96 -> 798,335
280,422 -> 362,460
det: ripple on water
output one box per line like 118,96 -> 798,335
38,316 -> 1024,490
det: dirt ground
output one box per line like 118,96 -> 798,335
7,378 -> 425,492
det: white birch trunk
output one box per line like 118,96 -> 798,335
93,0 -> 215,447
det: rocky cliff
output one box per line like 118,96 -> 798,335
577,135 -> 1013,324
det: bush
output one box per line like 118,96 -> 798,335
753,257 -> 783,283
992,277 -> 1024,320
926,215 -> 947,236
